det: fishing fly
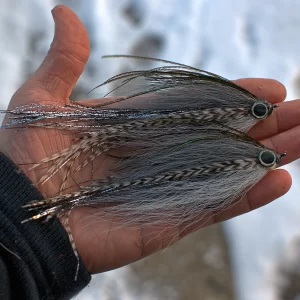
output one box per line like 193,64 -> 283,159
3,55 -> 277,133
21,123 -> 285,226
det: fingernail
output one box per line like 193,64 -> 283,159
51,5 -> 58,17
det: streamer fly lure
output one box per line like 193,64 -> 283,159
16,119 -> 286,281
22,123 -> 285,226
2,55 -> 277,134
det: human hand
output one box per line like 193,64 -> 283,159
0,5 -> 295,274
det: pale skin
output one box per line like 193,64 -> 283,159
0,5 -> 297,274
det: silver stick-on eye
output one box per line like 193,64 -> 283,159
250,101 -> 269,119
258,150 -> 277,167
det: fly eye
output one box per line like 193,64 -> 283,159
250,101 -> 269,119
258,150 -> 277,167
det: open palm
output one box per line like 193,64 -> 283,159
0,5 -> 296,274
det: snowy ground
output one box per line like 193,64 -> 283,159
1,1 -> 300,299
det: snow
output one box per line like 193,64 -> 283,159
1,0 -> 300,299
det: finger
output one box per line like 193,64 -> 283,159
249,99 -> 300,140
169,169 -> 291,239
211,169 -> 291,224
261,125 -> 300,166
234,78 -> 287,104
12,5 -> 90,106
146,169 -> 290,243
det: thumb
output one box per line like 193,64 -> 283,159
12,5 -> 90,106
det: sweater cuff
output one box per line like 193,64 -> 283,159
0,152 -> 91,299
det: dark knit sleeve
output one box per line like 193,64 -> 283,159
0,152 -> 91,300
